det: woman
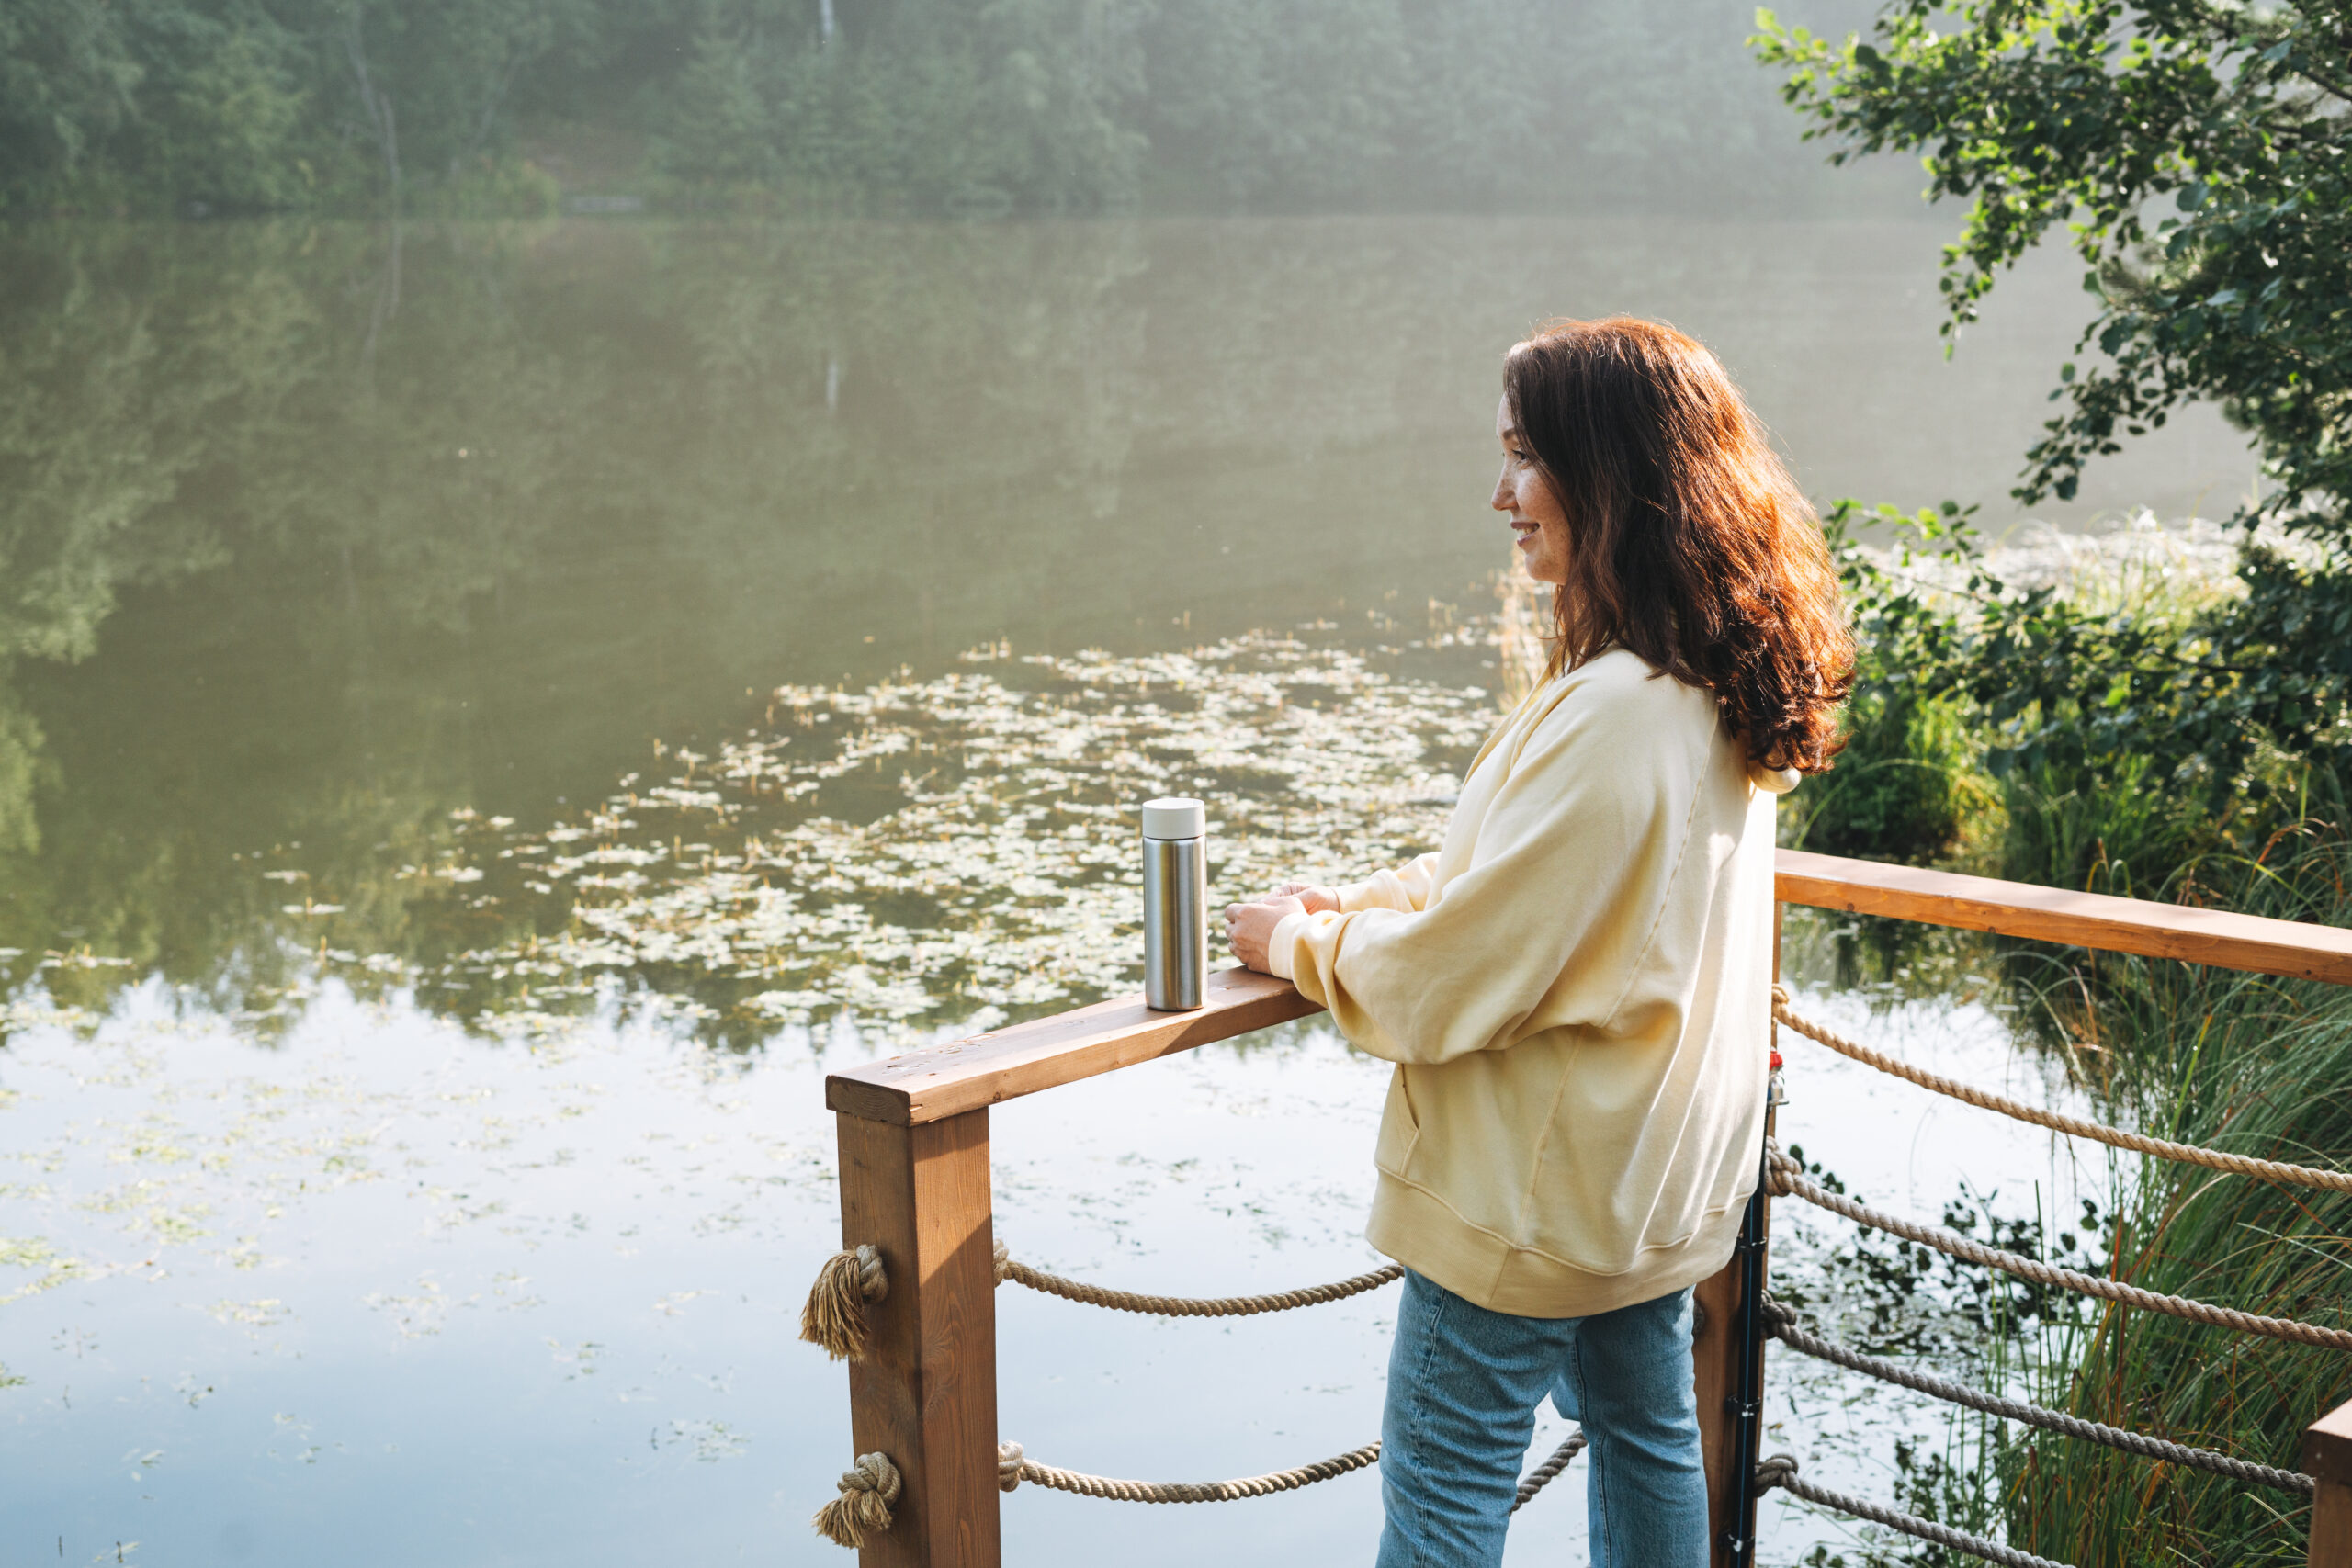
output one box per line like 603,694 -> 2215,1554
1223,317 -> 1852,1568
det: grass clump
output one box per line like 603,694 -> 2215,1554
1987,832 -> 2352,1564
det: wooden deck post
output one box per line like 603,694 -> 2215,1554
835,1107 -> 1001,1568
1696,903 -> 1781,1566
1691,1242 -> 1747,1564
2306,1397 -> 2352,1567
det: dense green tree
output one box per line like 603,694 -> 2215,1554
1758,1 -> 2352,884
0,0 -> 1897,214
0,0 -> 143,208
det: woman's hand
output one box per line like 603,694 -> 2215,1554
1223,896 -> 1305,974
1271,882 -> 1340,914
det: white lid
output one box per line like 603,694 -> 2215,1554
1140,797 -> 1205,839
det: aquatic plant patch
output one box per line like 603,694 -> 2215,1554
282,632 -> 1496,1047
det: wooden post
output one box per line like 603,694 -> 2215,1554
1696,903 -> 1781,1566
2306,1397 -> 2352,1567
836,1107 -> 1001,1568
1691,1247 -> 1745,1563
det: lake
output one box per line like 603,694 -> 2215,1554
0,213 -> 2209,1564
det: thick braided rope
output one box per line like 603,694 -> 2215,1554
1513,1431 -> 1586,1511
998,1438 -> 1381,1503
1755,1453 -> 2072,1568
993,1238 -> 1402,1318
1760,1301 -> 2313,1495
991,1430 -> 1586,1510
1771,987 -> 2352,1196
1768,1146 -> 2352,1352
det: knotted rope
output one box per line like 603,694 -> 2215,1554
1755,1452 -> 2072,1568
1770,987 -> 2352,1195
1768,1145 -> 2352,1352
798,1244 -> 888,1360
812,1451 -> 901,1548
992,1238 -> 1403,1317
1761,1300 -> 2312,1495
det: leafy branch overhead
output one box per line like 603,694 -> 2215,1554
1756,1 -> 2352,866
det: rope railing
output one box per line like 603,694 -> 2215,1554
1768,1144 -> 2352,1352
996,1437 -> 1383,1505
1757,1452 -> 2075,1568
816,1430 -> 1587,1543
1761,1299 -> 2314,1495
992,1239 -> 1405,1318
798,1238 -> 1402,1360
1771,987 -> 2352,1196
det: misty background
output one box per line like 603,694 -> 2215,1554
4,0 -> 1917,215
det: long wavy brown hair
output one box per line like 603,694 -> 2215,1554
1504,317 -> 1853,773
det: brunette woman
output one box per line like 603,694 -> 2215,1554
1223,317 -> 1852,1567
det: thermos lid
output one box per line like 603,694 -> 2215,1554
1140,796 -> 1205,839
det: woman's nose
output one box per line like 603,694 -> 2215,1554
1490,466 -> 1513,511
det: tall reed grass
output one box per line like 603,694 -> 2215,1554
1992,831 -> 2352,1564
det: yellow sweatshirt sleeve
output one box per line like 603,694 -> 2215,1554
1268,674 -> 1712,1065
1335,852 -> 1441,914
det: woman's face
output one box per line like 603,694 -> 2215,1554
1492,395 -> 1570,584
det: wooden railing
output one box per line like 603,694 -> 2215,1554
820,848 -> 2352,1567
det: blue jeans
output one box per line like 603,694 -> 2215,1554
1377,1269 -> 1707,1568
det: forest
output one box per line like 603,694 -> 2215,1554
0,0 -> 1898,215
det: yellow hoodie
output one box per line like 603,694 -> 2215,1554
1269,648 -> 1791,1319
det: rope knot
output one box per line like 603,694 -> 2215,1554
799,1245 -> 888,1361
1755,1451 -> 1801,1493
998,1438 -> 1026,1493
1770,982 -> 1791,1009
812,1451 -> 901,1548
994,1236 -> 1012,1283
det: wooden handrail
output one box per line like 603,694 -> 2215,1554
827,966 -> 1324,1126
826,849 -> 2352,1127
1776,849 -> 2352,986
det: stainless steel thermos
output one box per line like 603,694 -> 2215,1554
1141,797 -> 1207,1010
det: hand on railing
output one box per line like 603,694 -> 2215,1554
1223,895 -> 1305,972
1269,882 -> 1340,914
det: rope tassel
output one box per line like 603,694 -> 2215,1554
813,1451 -> 901,1548
800,1245 -> 888,1361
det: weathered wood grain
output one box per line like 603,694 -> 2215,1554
827,966 -> 1325,1126
838,1109 -> 1001,1567
1776,849 -> 2352,986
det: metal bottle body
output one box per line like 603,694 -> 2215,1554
1141,832 -> 1207,1010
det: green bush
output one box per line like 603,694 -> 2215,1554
1789,687 -> 1985,866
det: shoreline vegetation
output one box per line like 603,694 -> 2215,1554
0,0 -> 1914,221
1767,510 -> 2352,1564
1744,4 -> 2352,1540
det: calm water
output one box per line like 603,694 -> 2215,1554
1,214 -> 2185,1564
